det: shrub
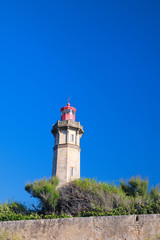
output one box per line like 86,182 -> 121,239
0,202 -> 31,221
120,176 -> 149,197
25,177 -> 59,214
57,178 -> 128,216
1,176 -> 159,220
57,177 -> 160,216
150,185 -> 160,201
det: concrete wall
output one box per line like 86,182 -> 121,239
0,214 -> 160,240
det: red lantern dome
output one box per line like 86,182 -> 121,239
60,103 -> 76,121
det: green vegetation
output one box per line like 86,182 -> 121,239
0,201 -> 70,221
25,177 -> 59,214
57,177 -> 160,216
0,231 -> 21,240
0,176 -> 160,221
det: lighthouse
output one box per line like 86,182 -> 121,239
51,102 -> 84,185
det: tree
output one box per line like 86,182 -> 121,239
150,185 -> 160,201
25,177 -> 59,214
120,176 -> 149,197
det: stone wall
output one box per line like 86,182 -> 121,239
52,120 -> 84,185
0,214 -> 160,240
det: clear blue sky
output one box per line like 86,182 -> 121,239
0,0 -> 160,204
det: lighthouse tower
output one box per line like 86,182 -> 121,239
51,102 -> 84,185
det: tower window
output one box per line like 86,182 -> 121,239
70,134 -> 74,142
71,167 -> 73,176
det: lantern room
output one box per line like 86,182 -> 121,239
60,103 -> 76,121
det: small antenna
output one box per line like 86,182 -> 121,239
68,97 -> 71,104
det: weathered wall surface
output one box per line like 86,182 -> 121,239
52,120 -> 83,185
0,214 -> 160,240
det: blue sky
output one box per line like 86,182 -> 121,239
0,0 -> 160,204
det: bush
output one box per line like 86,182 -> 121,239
25,177 -> 59,214
57,178 -> 128,216
0,202 -> 32,221
57,177 -> 160,217
1,176 -> 160,221
150,185 -> 160,201
120,176 -> 149,197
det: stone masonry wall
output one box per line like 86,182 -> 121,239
0,214 -> 160,240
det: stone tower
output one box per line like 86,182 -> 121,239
51,102 -> 84,185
